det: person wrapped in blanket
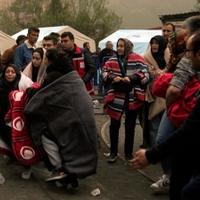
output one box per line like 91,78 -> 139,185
0,64 -> 33,179
24,48 -> 98,188
103,38 -> 150,163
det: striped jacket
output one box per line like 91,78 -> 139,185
103,52 -> 149,120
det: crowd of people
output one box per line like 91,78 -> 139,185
0,15 -> 199,200
0,29 -> 98,187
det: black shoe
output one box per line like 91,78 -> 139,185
107,153 -> 118,163
125,154 -> 133,161
60,173 -> 79,189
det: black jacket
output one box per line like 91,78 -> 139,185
146,97 -> 200,175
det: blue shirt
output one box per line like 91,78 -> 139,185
14,42 -> 34,71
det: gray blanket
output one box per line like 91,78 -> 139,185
25,71 -> 98,178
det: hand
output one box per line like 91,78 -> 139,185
32,82 -> 41,89
149,65 -> 157,76
122,76 -> 131,83
129,149 -> 149,169
113,76 -> 122,82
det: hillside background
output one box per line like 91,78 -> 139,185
107,0 -> 197,28
0,0 -> 197,29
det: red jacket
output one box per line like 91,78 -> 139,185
152,73 -> 200,127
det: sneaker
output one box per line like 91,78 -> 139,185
45,171 -> 67,182
150,174 -> 170,194
21,167 -> 32,180
103,152 -> 110,157
107,153 -> 118,163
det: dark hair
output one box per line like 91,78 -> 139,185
150,35 -> 167,50
43,35 -> 58,45
106,41 -> 113,46
16,35 -> 27,45
2,64 -> 21,81
61,32 -> 74,41
163,22 -> 175,32
32,47 -> 44,59
28,27 -> 40,34
184,16 -> 200,35
150,35 -> 167,69
191,32 -> 200,54
45,49 -> 73,74
49,32 -> 60,40
83,42 -> 89,48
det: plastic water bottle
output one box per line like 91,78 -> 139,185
0,173 -> 5,184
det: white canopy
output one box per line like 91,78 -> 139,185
98,29 -> 162,55
0,30 -> 15,54
12,26 -> 96,52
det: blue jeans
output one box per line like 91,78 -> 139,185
156,111 -> 175,145
149,111 -> 164,147
156,111 -> 176,173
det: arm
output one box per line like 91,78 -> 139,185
166,57 -> 194,106
166,85 -> 181,107
127,63 -> 150,86
131,97 -> 200,169
82,50 -> 96,83
102,59 -> 123,86
14,46 -> 24,70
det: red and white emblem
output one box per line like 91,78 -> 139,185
20,146 -> 35,160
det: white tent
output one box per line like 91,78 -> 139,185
12,26 -> 96,52
0,30 -> 15,54
98,29 -> 162,55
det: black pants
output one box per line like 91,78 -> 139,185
169,154 -> 192,200
109,109 -> 138,156
181,175 -> 200,200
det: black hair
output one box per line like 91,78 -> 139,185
16,35 -> 27,45
61,32 -> 74,41
45,48 -> 74,75
150,35 -> 167,69
28,27 -> 40,34
49,32 -> 60,40
43,35 -> 58,45
2,64 -> 21,83
83,42 -> 89,48
32,47 -> 44,59
184,16 -> 200,34
191,32 -> 200,54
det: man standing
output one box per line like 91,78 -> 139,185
14,27 -> 40,71
61,32 -> 96,95
99,41 -> 116,66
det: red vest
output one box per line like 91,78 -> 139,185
73,45 -> 94,95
